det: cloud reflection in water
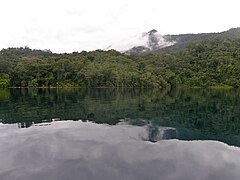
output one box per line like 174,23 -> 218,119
0,121 -> 239,180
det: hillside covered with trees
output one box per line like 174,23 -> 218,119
0,38 -> 240,88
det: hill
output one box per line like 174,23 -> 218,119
0,37 -> 239,89
162,27 -> 240,52
123,28 -> 240,54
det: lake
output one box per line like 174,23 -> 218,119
0,88 -> 240,180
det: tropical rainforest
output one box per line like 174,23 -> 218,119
0,38 -> 240,88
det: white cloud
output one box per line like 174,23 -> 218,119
0,0 -> 239,53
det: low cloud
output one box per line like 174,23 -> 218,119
106,29 -> 176,53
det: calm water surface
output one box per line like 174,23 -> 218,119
0,88 -> 240,145
0,88 -> 240,180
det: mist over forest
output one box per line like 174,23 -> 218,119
0,28 -> 240,89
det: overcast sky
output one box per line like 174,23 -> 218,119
0,0 -> 239,53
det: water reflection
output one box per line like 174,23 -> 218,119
0,121 -> 239,180
119,119 -> 183,141
0,88 -> 240,146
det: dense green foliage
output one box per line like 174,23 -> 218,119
0,39 -> 239,88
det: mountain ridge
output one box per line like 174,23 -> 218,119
121,27 -> 240,55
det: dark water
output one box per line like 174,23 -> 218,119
0,88 -> 240,146
0,88 -> 240,180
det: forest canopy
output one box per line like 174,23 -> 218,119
0,39 -> 239,88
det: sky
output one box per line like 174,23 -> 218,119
0,0 -> 239,53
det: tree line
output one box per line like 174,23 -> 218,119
0,39 -> 239,88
